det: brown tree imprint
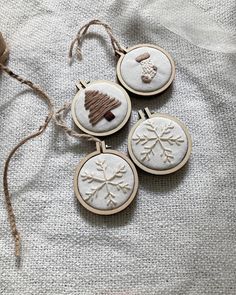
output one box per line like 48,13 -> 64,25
84,90 -> 121,126
135,52 -> 157,83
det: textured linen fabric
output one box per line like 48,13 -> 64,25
0,1 -> 236,294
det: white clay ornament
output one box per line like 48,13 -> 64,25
71,80 -> 132,137
128,108 -> 192,174
116,44 -> 175,96
74,142 -> 139,215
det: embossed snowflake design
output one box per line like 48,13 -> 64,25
81,159 -> 131,208
133,120 -> 184,163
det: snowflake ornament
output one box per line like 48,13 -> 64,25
128,109 -> 192,175
74,145 -> 138,215
133,121 -> 184,163
81,159 -> 131,208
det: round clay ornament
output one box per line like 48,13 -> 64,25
128,108 -> 192,174
74,142 -> 139,215
71,80 -> 131,136
116,44 -> 175,96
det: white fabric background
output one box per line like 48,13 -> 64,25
0,1 -> 236,294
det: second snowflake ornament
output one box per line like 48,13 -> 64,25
128,108 -> 192,175
74,142 -> 138,215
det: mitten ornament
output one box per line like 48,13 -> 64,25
71,80 -> 131,136
128,108 -> 192,174
117,44 -> 175,96
69,20 -> 175,97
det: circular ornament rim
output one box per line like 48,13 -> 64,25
116,43 -> 176,96
71,80 -> 132,137
74,143 -> 139,215
128,112 -> 192,175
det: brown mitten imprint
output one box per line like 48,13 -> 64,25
84,90 -> 121,126
135,52 -> 157,83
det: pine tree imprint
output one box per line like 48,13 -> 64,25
84,90 -> 121,126
133,121 -> 184,163
81,159 -> 130,208
135,52 -> 157,83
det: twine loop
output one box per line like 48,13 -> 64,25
69,19 -> 126,63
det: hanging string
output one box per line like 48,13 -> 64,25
68,19 -> 126,63
54,101 -> 102,143
0,63 -> 54,257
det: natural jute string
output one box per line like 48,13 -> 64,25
54,101 -> 102,143
0,63 -> 54,257
69,19 -> 126,62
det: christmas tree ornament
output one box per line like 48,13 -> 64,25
71,80 -> 131,136
55,102 -> 139,215
128,108 -> 192,175
69,20 -> 175,97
